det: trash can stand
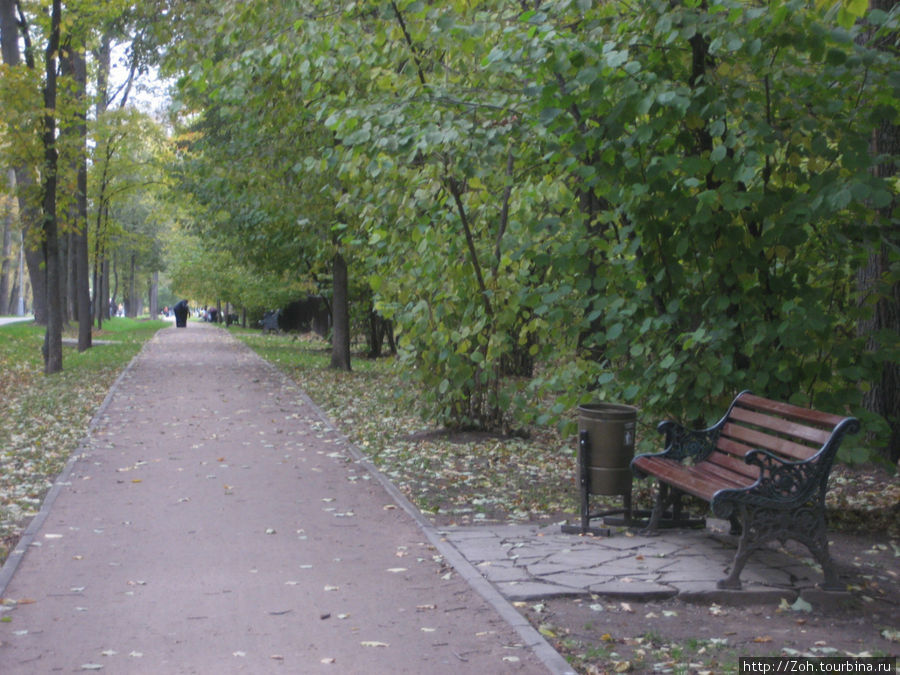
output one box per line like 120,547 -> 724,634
561,402 -> 636,535
561,401 -> 705,536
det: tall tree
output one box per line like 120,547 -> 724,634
0,0 -> 47,324
0,169 -> 11,310
857,0 -> 899,461
41,0 -> 63,373
62,41 -> 92,350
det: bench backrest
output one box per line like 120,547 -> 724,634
710,392 -> 855,481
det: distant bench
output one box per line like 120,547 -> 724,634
631,391 -> 860,590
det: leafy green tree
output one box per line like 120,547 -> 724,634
493,0 -> 897,459
141,0 -> 896,459
161,0 -> 364,369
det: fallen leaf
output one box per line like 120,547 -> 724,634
753,636 -> 772,643
791,597 -> 813,613
321,657 -> 336,664
538,625 -> 557,638
360,641 -> 389,648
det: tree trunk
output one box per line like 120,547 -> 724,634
102,258 -> 111,320
330,251 -> 351,371
149,270 -> 158,319
128,252 -> 137,317
58,229 -> 69,324
13,226 -> 25,315
0,2 -> 16,310
41,0 -> 63,373
857,0 -> 899,462
0,169 -> 12,311
92,35 -> 112,329
1,0 -> 46,324
71,47 -> 91,350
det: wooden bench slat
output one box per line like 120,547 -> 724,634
692,461 -> 755,490
702,452 -> 759,484
721,421 -> 817,461
716,436 -> 753,463
632,457 -> 721,501
728,405 -> 833,445
735,392 -> 848,428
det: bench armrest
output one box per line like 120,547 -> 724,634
631,421 -> 720,478
710,449 -> 823,518
654,420 -> 719,463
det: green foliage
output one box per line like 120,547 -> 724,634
159,0 -> 898,460
482,0 -> 897,460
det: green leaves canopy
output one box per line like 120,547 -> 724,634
161,0 -> 898,458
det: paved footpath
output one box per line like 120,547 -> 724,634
0,325 -> 568,674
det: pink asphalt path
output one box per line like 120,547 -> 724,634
0,324 -> 562,674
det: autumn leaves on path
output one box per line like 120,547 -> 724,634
0,324 -> 553,674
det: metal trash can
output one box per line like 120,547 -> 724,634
562,402 -> 638,535
577,402 -> 637,495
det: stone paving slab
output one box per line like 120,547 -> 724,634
440,522 -> 827,605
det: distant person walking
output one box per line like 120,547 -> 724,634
173,299 -> 189,328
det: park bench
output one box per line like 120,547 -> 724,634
631,391 -> 860,590
260,309 -> 282,334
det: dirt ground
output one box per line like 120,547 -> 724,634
517,526 -> 900,674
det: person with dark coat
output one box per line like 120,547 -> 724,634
173,299 -> 189,328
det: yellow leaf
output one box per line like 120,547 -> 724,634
754,636 -> 772,643
360,641 -> 389,648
